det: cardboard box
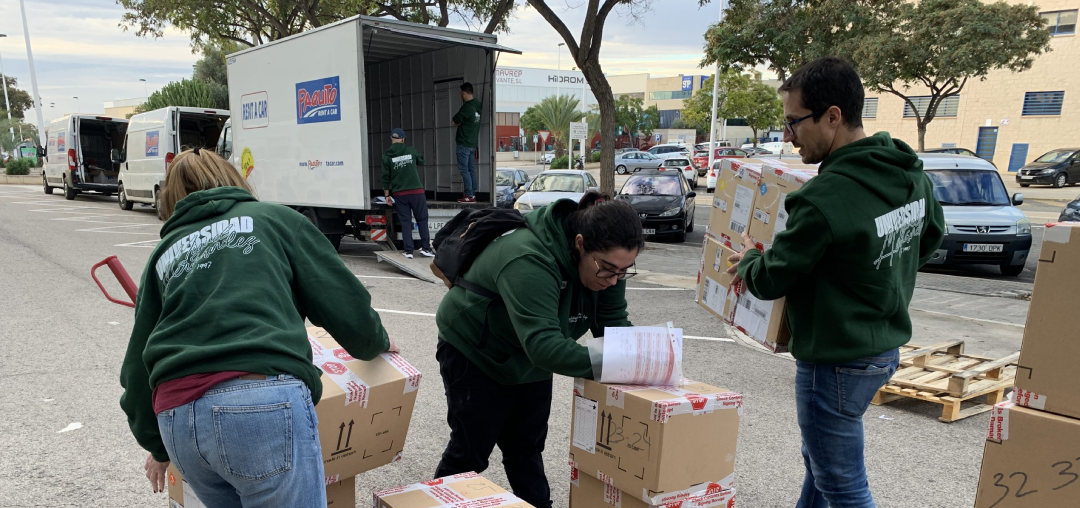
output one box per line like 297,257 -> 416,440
730,288 -> 789,353
1013,223 -> 1080,419
374,472 -> 534,508
975,402 -> 1080,507
708,159 -> 764,252
307,326 -> 423,483
696,236 -> 738,323
570,468 -> 735,508
568,379 -> 741,505
747,164 -> 817,250
166,464 -> 355,507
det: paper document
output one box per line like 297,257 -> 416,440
599,323 -> 683,385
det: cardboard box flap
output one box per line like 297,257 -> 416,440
308,327 -> 423,398
375,473 -> 534,508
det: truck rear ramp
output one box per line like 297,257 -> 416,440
374,250 -> 441,284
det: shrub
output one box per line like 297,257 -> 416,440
5,158 -> 31,175
590,150 -> 602,163
550,155 -> 569,169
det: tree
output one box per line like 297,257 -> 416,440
679,72 -> 751,138
118,0 -> 521,50
612,95 -> 658,149
528,0 -> 655,196
0,115 -> 37,152
585,108 -> 601,147
732,80 -> 784,145
530,95 -> 583,157
132,79 -> 230,116
852,0 -> 1051,151
0,75 -> 34,119
193,42 -> 239,87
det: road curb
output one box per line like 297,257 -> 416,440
0,175 -> 40,185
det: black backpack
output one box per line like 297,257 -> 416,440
430,208 -> 531,300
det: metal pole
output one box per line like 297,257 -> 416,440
0,43 -> 14,143
19,0 -> 47,150
707,0 -> 725,174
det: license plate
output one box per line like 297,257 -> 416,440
963,243 -> 1003,253
1021,175 -> 1034,180
643,228 -> 656,235
428,222 -> 446,231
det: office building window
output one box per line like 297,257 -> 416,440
496,112 -> 520,126
863,98 -> 878,118
614,92 -> 645,101
903,95 -> 960,118
1022,91 -> 1065,116
1042,10 -> 1077,35
649,91 -> 692,101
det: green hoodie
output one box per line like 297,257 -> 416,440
119,187 -> 389,462
382,143 -> 425,194
736,132 -> 944,364
435,199 -> 633,385
453,98 -> 482,148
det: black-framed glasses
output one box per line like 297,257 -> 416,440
784,112 -> 822,135
594,258 -> 637,280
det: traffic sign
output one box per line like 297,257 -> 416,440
569,122 -> 587,140
539,130 -> 551,143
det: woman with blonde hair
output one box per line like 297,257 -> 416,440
120,148 -> 394,507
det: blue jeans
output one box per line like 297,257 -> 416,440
156,375 -> 326,508
795,349 -> 899,508
456,145 -> 477,197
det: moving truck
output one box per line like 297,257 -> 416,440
42,115 -> 128,200
220,15 -> 520,253
118,107 -> 229,218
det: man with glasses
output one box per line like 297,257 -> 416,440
728,57 -> 944,507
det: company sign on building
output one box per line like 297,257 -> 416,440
495,67 -> 587,88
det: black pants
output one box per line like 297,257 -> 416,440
392,192 -> 430,252
434,340 -> 554,508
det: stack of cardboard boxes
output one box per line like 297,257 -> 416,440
974,223 -> 1080,507
696,159 -> 817,352
566,378 -> 742,507
166,327 -> 422,508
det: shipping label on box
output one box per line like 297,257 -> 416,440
731,289 -> 789,353
307,327 -> 422,483
374,472 -> 534,508
696,237 -> 737,323
748,164 -> 817,250
569,468 -> 736,508
568,379 -> 741,505
708,159 -> 764,252
166,464 -> 354,508
975,403 -> 1080,507
1015,223 -> 1080,419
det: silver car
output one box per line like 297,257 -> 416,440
614,151 -> 663,175
514,170 -> 599,214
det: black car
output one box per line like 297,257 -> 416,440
1061,193 -> 1080,222
1017,148 -> 1080,188
496,168 -> 529,208
615,173 -> 697,242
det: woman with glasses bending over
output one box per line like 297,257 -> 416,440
433,192 -> 644,508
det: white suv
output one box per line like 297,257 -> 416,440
647,144 -> 691,161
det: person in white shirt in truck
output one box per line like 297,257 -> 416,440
382,128 -> 434,259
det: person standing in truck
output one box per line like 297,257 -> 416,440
120,148 -> 396,508
727,57 -> 944,507
383,128 -> 434,259
452,82 -> 481,203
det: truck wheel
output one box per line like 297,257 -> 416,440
63,178 -> 77,200
155,189 -> 165,220
1000,264 -> 1024,277
43,175 -> 53,195
301,208 -> 343,251
118,184 -> 134,210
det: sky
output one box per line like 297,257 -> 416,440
0,0 -> 724,126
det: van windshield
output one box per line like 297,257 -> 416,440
925,169 -> 1010,206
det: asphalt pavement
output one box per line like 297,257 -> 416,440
0,183 -> 1041,507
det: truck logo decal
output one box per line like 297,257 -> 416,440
241,91 -> 270,129
146,130 -> 160,157
296,76 -> 341,124
57,133 -> 65,153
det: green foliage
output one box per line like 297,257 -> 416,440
730,79 -> 784,140
680,72 -> 753,137
550,155 -> 570,169
0,75 -> 34,119
133,78 -> 229,116
193,42 -> 238,87
521,104 -> 545,135
0,116 -> 38,153
590,150 -> 602,163
5,157 -> 30,175
613,95 -> 660,143
530,95 -> 584,157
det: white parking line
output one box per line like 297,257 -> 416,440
374,308 -> 437,317
115,239 -> 160,248
909,307 -> 1025,328
356,275 -> 421,281
76,225 -> 159,235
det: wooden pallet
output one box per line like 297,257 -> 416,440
871,340 -> 1019,423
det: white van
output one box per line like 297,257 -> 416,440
42,115 -> 128,200
118,107 -> 230,215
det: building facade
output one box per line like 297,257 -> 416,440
862,0 -> 1078,171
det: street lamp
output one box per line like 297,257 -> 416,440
557,43 -> 565,100
19,0 -> 47,150
139,78 -> 148,97
73,96 -> 79,112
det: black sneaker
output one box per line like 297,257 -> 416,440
403,251 -> 414,259
419,248 -> 435,258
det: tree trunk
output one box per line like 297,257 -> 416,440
580,64 -> 616,196
917,120 -> 927,152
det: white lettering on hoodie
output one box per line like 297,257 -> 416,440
155,215 -> 260,286
872,198 -> 925,269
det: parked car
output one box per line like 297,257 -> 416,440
514,169 -> 598,214
701,149 -> 751,192
706,160 -> 722,193
1016,148 -> 1080,188
692,151 -> 711,175
496,168 -> 529,208
743,146 -> 774,156
921,153 -> 1031,276
42,114 -> 129,200
1060,193 -> 1080,222
614,150 -> 662,175
540,151 -> 556,164
742,141 -> 794,155
646,144 -> 691,160
615,172 -> 697,242
925,147 -> 978,158
659,156 -> 697,188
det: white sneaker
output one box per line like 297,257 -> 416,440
403,252 -> 414,259
419,248 -> 435,258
